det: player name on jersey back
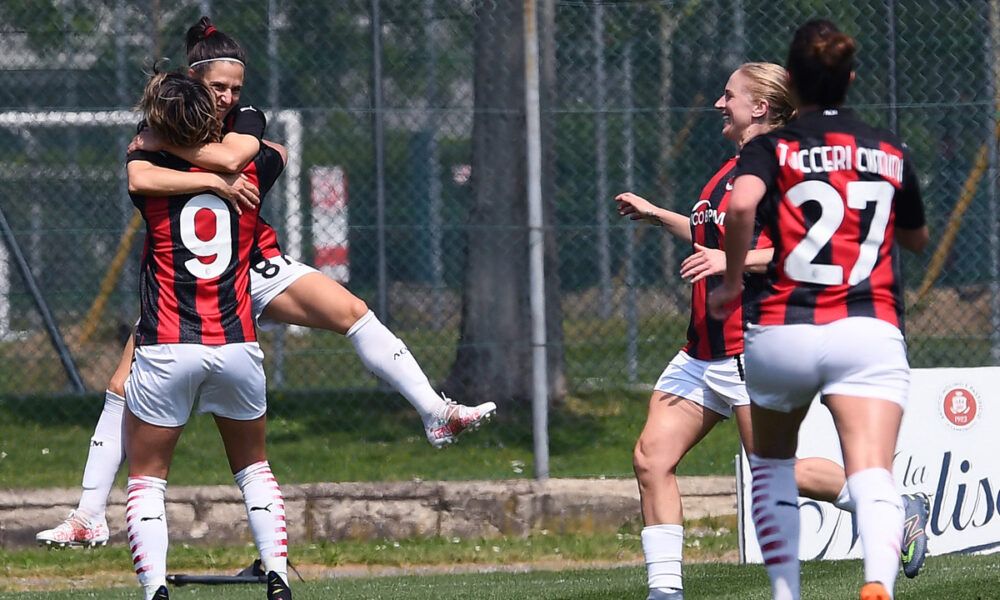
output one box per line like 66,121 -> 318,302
776,141 -> 904,185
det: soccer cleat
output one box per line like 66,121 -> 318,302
900,492 -> 930,578
151,585 -> 169,600
35,510 -> 110,548
860,581 -> 890,600
425,395 -> 497,448
266,570 -> 292,600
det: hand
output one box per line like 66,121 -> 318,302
215,173 -> 260,215
681,243 -> 726,283
128,129 -> 165,154
615,192 -> 660,226
707,279 -> 744,321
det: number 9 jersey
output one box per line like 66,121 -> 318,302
735,108 -> 926,330
128,145 -> 286,345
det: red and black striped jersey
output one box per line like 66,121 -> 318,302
128,145 -> 286,345
682,157 -> 772,360
736,109 -> 925,329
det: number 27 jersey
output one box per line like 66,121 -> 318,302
129,146 -> 285,345
735,109 -> 926,329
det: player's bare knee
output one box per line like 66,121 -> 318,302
107,376 -> 127,398
348,296 -> 369,322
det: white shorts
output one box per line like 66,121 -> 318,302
125,342 -> 266,427
653,350 -> 749,418
743,317 -> 910,413
250,254 -> 318,328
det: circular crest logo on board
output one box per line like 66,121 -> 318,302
940,385 -> 979,430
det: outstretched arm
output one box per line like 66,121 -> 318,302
615,192 -> 692,243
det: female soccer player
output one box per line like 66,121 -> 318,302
616,62 -> 927,600
37,17 -> 494,548
125,70 -> 291,600
709,20 -> 928,600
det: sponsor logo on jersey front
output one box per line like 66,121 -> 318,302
690,199 -> 725,227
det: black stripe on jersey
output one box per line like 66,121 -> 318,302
139,246 -> 161,345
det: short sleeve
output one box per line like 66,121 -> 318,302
226,105 -> 267,140
735,135 -> 779,184
254,145 -> 286,196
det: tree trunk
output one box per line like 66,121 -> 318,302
444,0 -> 565,405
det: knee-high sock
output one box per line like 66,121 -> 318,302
78,391 -> 126,520
641,524 -> 683,592
126,476 -> 168,600
346,310 -> 446,422
848,468 -> 903,595
749,454 -> 800,600
235,461 -> 288,584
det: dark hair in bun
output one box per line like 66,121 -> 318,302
786,19 -> 856,107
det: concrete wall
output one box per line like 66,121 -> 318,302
2,477 -> 736,550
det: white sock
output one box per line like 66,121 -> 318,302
641,524 -> 683,593
346,310 -> 445,422
234,461 -> 288,585
833,482 -> 857,513
848,468 -> 903,596
749,454 -> 800,600
126,476 -> 168,600
78,391 -> 126,520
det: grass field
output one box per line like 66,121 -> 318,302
1,551 -> 997,599
0,388 -> 741,488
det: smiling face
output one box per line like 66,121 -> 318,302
190,60 -> 245,118
713,69 -> 765,145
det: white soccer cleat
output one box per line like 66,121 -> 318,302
36,510 -> 109,548
425,396 -> 497,448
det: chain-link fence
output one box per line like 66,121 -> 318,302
0,1 -> 996,481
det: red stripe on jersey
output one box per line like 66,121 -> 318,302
812,132 -> 859,323
145,198 -> 182,342
682,157 -> 757,360
193,204 -> 226,343
758,139 -> 805,326
254,218 -> 282,260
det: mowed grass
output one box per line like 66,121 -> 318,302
0,387 -> 741,488
1,552 -> 997,599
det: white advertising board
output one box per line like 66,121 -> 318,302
739,367 -> 1000,563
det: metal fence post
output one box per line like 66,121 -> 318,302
524,0 -> 549,482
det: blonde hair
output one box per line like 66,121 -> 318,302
138,71 -> 221,147
738,62 -> 796,129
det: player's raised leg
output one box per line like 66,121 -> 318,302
260,271 -> 496,447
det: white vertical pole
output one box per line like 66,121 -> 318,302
524,0 -> 549,481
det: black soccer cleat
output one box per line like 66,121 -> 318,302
266,570 -> 292,600
901,492 -> 930,578
151,585 -> 169,600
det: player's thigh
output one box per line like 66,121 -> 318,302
214,413 -> 268,474
250,254 -> 317,327
637,352 -> 739,465
824,394 -> 903,475
197,342 -> 267,423
260,270 -> 367,334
